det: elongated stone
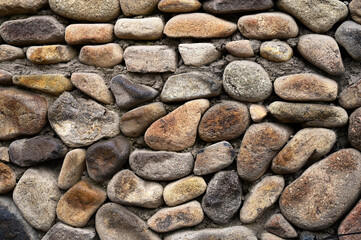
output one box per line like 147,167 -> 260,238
79,43 -> 123,68
265,214 -> 298,239
0,147 -> 9,162
349,107 -> 361,151
335,21 -> 361,61
26,45 -> 77,64
119,0 -> 159,16
42,222 -> 97,240
261,233 -> 285,240
339,79 -> 361,109
0,0 -> 47,16
225,40 -> 254,58
115,17 -> 164,40
58,149 -> 86,190
178,43 -> 221,66
203,0 -> 274,14
0,69 -> 12,84
0,162 -> 16,194
0,44 -> 25,62
65,24 -> 114,45
158,0 -> 201,12
260,41 -> 293,62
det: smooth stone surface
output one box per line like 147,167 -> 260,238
13,168 -> 60,231
350,0 -> 361,24
48,92 -> 120,147
278,0 -> 348,33
79,43 -> 123,68
96,203 -> 161,240
237,123 -> 292,182
124,46 -> 177,73
202,171 -> 242,224
268,101 -> 349,128
0,0 -> 47,16
261,233 -> 285,240
265,214 -> 298,239
107,169 -> 163,208
0,44 -> 25,62
120,102 -> 167,137
0,162 -> 15,194
164,13 -> 237,38
129,150 -> 194,181
0,16 -> 65,46
86,136 -> 131,182
335,21 -> 361,61
274,73 -> 338,102
110,75 -> 158,110
349,107 -> 361,151
260,41 -> 293,62
223,60 -> 272,102
158,0 -> 201,12
71,73 -> 114,104
0,147 -> 9,162
26,45 -> 76,64
65,24 -> 114,45
42,222 -> 97,240
298,34 -> 345,75
58,149 -> 86,190
147,201 -> 204,233
225,40 -> 255,58
238,12 -> 298,40
0,88 -> 47,140
160,72 -> 222,102
240,175 -> 285,223
339,79 -> 361,109
56,180 -> 106,227
119,0 -> 159,16
272,128 -> 336,174
144,99 -> 210,151
0,69 -> 12,84
203,0 -> 273,14
115,17 -> 164,40
178,43 -> 221,66
338,199 -> 361,240
249,104 -> 267,122
280,149 -> 361,230
194,141 -> 235,175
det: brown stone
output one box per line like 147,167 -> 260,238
338,199 -> 361,240
158,0 -> 201,12
261,233 -> 285,240
339,79 -> 361,109
265,214 -> 298,239
225,40 -> 255,58
65,24 -> 114,45
0,69 -> 13,85
249,104 -> 268,122
0,162 -> 15,194
26,45 -> 77,64
0,0 -> 47,17
0,147 -> 9,162
58,149 -> 86,190
349,107 -> 361,151
350,0 -> 361,24
119,0 -> 159,16
79,43 -> 123,68
0,44 -> 25,62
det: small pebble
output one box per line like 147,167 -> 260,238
249,104 -> 268,122
0,44 -> 25,62
119,0 -> 159,16
265,213 -> 298,239
225,40 -> 255,58
0,147 -> 9,162
65,24 -> 114,45
260,41 -> 293,62
158,0 -> 201,12
339,79 -> 361,109
349,107 -> 361,151
178,43 -> 221,66
26,45 -> 77,64
58,149 -> 86,190
0,69 -> 12,85
115,17 -> 164,40
0,162 -> 16,194
79,43 -> 123,68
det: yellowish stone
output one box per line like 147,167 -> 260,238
26,45 -> 77,64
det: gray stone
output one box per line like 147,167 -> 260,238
349,107 -> 361,151
42,222 -> 96,240
0,69 -> 12,84
178,43 -> 221,66
335,21 -> 361,61
79,43 -> 123,68
158,0 -> 201,13
119,0 -> 159,16
58,149 -> 86,190
265,214 -> 298,239
350,0 -> 361,24
0,0 -> 47,16
115,17 -> 164,40
260,41 -> 293,62
0,44 -> 25,62
203,0 -> 274,14
339,79 -> 361,109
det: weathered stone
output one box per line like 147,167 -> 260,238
49,0 -> 120,22
349,107 -> 361,151
335,21 -> 361,61
158,0 -> 201,12
86,136 -> 131,182
0,16 -> 65,46
58,149 -> 86,190
0,44 -> 25,62
129,150 -> 194,181
164,13 -> 237,38
350,0 -> 361,24
48,92 -> 120,147
268,101 -> 348,128
280,149 -> 361,230
178,43 -> 221,66
237,123 -> 292,182
42,222 -> 97,240
274,73 -> 338,102
0,69 -> 12,84
79,43 -> 123,68
110,75 -> 158,110
272,128 -> 336,174
0,0 -> 47,16
96,203 -> 161,240
145,99 -> 210,151
278,0 -> 348,33
56,180 -> 106,227
240,175 -> 285,223
0,147 -> 9,162
0,162 -> 15,194
203,0 -> 274,14
338,199 -> 361,240
265,214 -> 298,239
261,233 -> 285,240
225,40 -> 254,58
71,73 -> 114,104
119,0 -> 159,16
339,79 -> 361,109
9,136 -> 68,167
147,201 -> 204,233
124,46 -> 177,72
298,34 -> 345,75
107,169 -> 163,208
115,17 -> 164,40
26,45 -> 77,64
0,88 -> 47,140
260,41 -> 293,62
223,60 -> 272,102
13,168 -> 60,231
65,24 -> 114,45
249,104 -> 267,122
238,12 -> 298,40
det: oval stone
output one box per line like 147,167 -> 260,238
260,41 -> 293,62
349,107 -> 361,151
42,222 -> 97,240
339,79 -> 361,109
0,162 -> 16,194
26,45 -> 77,64
0,44 -> 25,62
203,0 -> 274,14
115,17 -> 164,40
0,69 -> 12,85
335,21 -> 361,61
119,0 -> 159,16
65,24 -> 114,45
178,43 -> 221,66
58,149 -> 86,190
225,40 -> 255,58
350,0 -> 361,24
79,43 -> 123,68
158,0 -> 201,12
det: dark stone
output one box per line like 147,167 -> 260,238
0,69 -> 13,85
203,0 -> 273,14
349,107 -> 361,151
335,21 -> 361,61
42,222 -> 97,240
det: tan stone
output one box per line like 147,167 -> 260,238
115,17 -> 164,40
0,162 -> 16,194
178,43 -> 221,66
158,0 -> 201,12
0,0 -> 47,17
65,24 -> 114,45
261,233 -> 285,240
26,45 -> 77,64
225,40 -> 254,58
249,104 -> 267,122
0,147 -> 9,162
350,0 -> 361,24
119,0 -> 159,16
339,79 -> 361,109
0,44 -> 25,62
58,149 -> 86,190
79,43 -> 123,68
260,41 -> 293,62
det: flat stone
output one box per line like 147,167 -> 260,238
13,74 -> 73,95
56,180 -> 106,227
58,149 -> 86,190
0,44 -> 25,62
161,72 -> 222,102
0,0 -> 47,16
350,0 -> 361,24
237,123 -> 292,182
225,40 -> 254,58
9,136 -> 68,167
238,12 -> 298,40
129,150 -> 194,181
261,233 -> 285,240
164,13 -> 237,38
71,73 -> 114,104
42,222 -> 97,240
147,201 -> 204,233
260,41 -> 292,62
79,43 -> 123,68
119,0 -> 159,16
65,24 -> 114,45
198,101 -> 250,142
298,34 -> 345,76
349,107 -> 361,151
203,0 -> 274,14
272,128 -> 336,174
202,171 -> 242,224
158,0 -> 201,12
178,43 -> 221,66
278,0 -> 348,33
49,0 -> 120,22
280,149 -> 361,230
115,17 -> 164,40
86,136 -> 131,182
26,45 -> 77,64
335,21 -> 361,61
338,199 -> 361,240
110,75 -> 158,110
13,168 -> 60,231
274,73 -> 338,102
0,162 -> 15,194
268,101 -> 348,128
194,141 -> 235,175
223,60 -> 272,102
0,69 -> 12,84
0,16 -> 65,46
48,92 -> 120,147
0,88 -> 47,140
145,99 -> 210,151
249,104 -> 267,122
0,147 -> 9,162
96,203 -> 161,240
339,79 -> 361,109
240,175 -> 285,223
265,213 -> 298,239
124,46 -> 177,72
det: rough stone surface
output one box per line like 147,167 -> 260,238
0,0 -> 47,16
26,45 -> 77,64
203,0 -> 273,14
42,222 -> 97,240
349,107 -> 361,151
79,43 -> 123,68
265,213 -> 298,239
225,40 -> 255,58
350,0 -> 361,24
58,149 -> 86,190
119,0 -> 159,16
0,147 -> 9,162
115,17 -> 164,40
0,44 -> 25,62
65,24 -> 114,45
260,41 -> 293,62
158,0 -> 201,12
0,69 -> 12,84
261,233 -> 285,240
178,43 -> 221,66
249,104 -> 267,122
335,21 -> 361,61
338,199 -> 361,240
237,123 -> 292,182
339,79 -> 361,109
0,162 -> 15,194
